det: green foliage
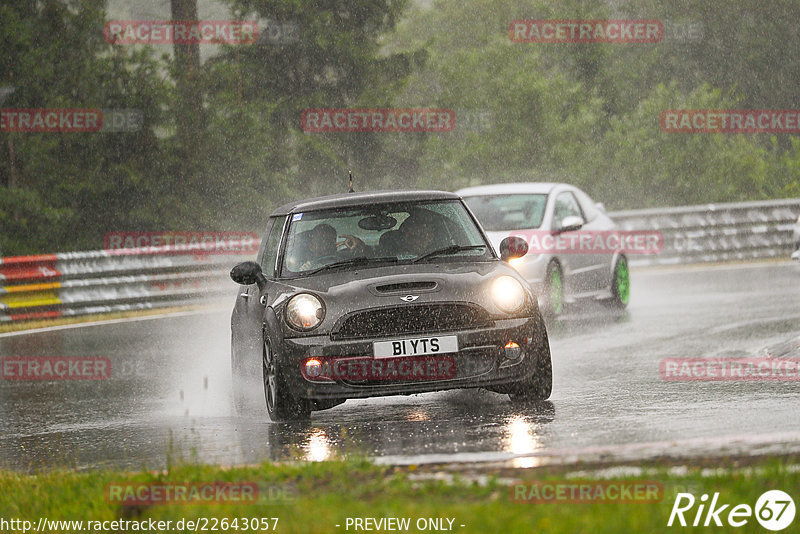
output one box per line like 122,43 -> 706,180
387,0 -> 800,209
0,1 -> 171,254
1,0 -> 800,254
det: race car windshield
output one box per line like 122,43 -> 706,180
281,200 -> 490,277
464,194 -> 548,231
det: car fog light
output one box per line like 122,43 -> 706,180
504,341 -> 522,360
305,358 -> 322,377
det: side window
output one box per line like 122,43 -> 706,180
553,192 -> 584,227
260,216 -> 286,278
574,189 -> 600,222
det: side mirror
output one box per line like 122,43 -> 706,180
557,215 -> 584,233
499,236 -> 528,262
230,261 -> 267,290
596,202 -> 606,214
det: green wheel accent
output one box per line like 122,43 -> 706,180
548,265 -> 563,316
615,257 -> 630,305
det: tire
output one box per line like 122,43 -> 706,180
542,262 -> 564,317
607,255 -> 630,309
262,339 -> 311,422
508,327 -> 553,402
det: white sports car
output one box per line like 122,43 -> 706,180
457,183 -> 630,316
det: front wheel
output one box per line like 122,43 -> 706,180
263,339 -> 311,422
509,328 -> 553,402
606,255 -> 630,309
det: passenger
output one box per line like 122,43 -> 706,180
379,230 -> 404,256
398,210 -> 447,256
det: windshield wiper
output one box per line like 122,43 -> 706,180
411,244 -> 487,263
305,256 -> 399,275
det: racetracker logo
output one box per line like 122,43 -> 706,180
660,358 -> 800,381
104,20 -> 258,45
1,357 -> 111,381
105,482 -> 258,505
661,110 -> 800,133
511,480 -> 664,503
301,356 -> 456,382
301,108 -> 455,133
509,230 -> 663,255
0,109 -> 142,133
104,232 -> 258,255
509,19 -> 663,43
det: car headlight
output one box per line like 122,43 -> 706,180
491,276 -> 526,314
285,293 -> 325,331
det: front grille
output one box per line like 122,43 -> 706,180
332,303 -> 492,340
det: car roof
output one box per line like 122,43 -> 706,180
456,182 -> 569,196
270,190 -> 461,216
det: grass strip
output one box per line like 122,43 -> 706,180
0,457 -> 797,533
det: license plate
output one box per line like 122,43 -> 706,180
373,335 -> 458,359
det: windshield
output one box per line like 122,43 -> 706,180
464,194 -> 548,231
280,200 -> 490,276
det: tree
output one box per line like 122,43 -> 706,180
197,0 -> 415,223
0,0 -> 170,253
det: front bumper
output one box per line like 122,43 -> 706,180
279,316 -> 544,400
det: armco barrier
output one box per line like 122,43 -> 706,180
0,199 -> 798,323
609,198 -> 800,266
0,246 -> 251,323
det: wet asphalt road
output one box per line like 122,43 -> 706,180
1,261 -> 799,471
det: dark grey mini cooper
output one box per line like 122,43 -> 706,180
230,190 -> 552,421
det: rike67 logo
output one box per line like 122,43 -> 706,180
668,490 -> 795,531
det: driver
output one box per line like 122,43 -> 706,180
295,223 -> 366,271
397,210 -> 446,256
297,223 -> 337,270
